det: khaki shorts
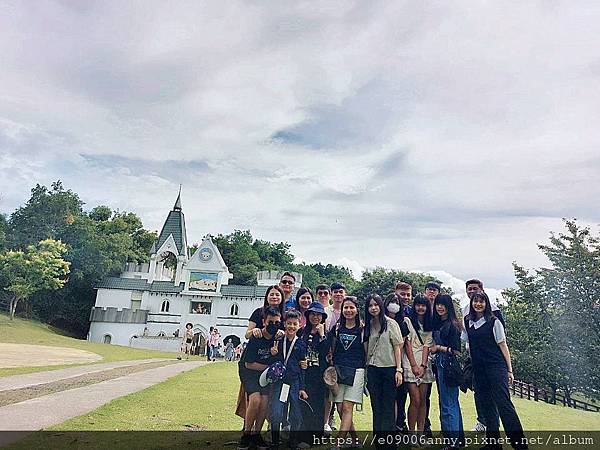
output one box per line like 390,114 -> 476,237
333,368 -> 365,404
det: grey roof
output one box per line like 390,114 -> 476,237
150,209 -> 188,256
221,285 -> 270,297
95,277 -> 184,293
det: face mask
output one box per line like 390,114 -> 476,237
266,323 -> 279,335
387,303 -> 401,314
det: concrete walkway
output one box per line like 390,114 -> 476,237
0,360 -> 205,432
0,358 -> 172,392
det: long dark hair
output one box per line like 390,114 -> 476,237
339,296 -> 361,330
468,291 -> 494,322
295,287 -> 314,312
384,293 -> 405,325
433,294 -> 462,330
364,294 -> 387,340
409,294 -> 432,332
263,285 -> 285,318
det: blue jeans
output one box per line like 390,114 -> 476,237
271,379 -> 302,446
435,354 -> 464,447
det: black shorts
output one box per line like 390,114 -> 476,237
238,363 -> 270,395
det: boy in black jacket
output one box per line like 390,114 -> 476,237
270,309 -> 307,450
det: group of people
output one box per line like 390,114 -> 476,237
236,272 -> 528,450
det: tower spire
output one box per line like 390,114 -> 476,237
173,185 -> 182,211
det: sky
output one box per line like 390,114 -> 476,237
1,1 -> 600,299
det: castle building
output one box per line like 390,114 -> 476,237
87,192 -> 301,353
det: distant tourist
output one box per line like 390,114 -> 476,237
225,338 -> 235,361
178,323 -> 194,360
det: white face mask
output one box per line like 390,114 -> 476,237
387,303 -> 401,314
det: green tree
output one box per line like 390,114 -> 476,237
0,239 -> 70,320
0,214 -> 7,251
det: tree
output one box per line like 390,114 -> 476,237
0,239 -> 70,320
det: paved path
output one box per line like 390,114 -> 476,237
0,343 -> 102,368
0,360 -> 205,433
0,358 -> 172,392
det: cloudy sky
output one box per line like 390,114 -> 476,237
1,1 -> 600,298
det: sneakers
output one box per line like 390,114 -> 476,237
471,420 -> 487,432
254,434 -> 270,450
297,442 -> 311,449
238,434 -> 252,450
324,423 -> 332,436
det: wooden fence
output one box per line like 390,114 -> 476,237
510,380 -> 600,412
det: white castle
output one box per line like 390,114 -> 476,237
87,192 -> 301,353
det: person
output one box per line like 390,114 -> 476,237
431,294 -> 465,449
384,293 -> 412,433
246,285 -> 285,339
225,338 -> 235,362
295,287 -> 314,329
402,294 -> 434,437
315,284 -> 331,309
461,279 -> 505,432
206,326 -> 214,361
235,343 -> 243,361
328,296 -> 365,449
280,272 -> 297,310
325,282 -> 345,332
238,307 -> 282,450
423,281 -> 440,436
270,310 -> 308,450
395,281 -> 413,316
209,328 -> 221,361
323,282 -> 346,433
178,322 -> 194,360
299,302 -> 329,445
463,291 -> 528,450
364,294 -> 404,449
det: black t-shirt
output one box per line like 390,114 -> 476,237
434,318 -> 461,352
249,307 -> 284,330
330,325 -> 365,368
241,335 -> 277,368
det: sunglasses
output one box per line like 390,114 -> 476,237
280,280 -> 294,285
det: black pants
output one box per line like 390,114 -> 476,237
474,363 -> 528,450
300,366 -> 326,443
395,383 -> 408,428
367,366 -> 396,449
424,382 -> 432,432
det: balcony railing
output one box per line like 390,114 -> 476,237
90,307 -> 148,324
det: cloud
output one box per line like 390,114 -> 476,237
1,1 -> 599,288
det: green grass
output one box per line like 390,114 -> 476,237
51,362 -> 600,432
0,313 -> 177,377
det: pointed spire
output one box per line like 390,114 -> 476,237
173,185 -> 182,211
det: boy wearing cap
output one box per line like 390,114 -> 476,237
238,307 -> 282,450
270,309 -> 307,449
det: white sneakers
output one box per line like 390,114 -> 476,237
471,420 -> 487,432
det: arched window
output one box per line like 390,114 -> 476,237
161,300 -> 170,312
103,334 -> 112,344
230,303 -> 239,316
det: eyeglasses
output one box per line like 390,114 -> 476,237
317,291 -> 330,296
280,280 -> 294,285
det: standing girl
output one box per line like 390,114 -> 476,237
299,302 -> 329,444
329,296 -> 365,448
464,291 -> 528,450
364,294 -> 404,449
402,294 -> 434,435
431,294 -> 464,449
295,287 -> 314,329
178,322 -> 194,360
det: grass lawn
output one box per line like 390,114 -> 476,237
51,362 -> 600,432
8,362 -> 599,449
0,313 -> 177,377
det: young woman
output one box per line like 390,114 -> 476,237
431,294 -> 464,449
384,293 -> 412,432
245,285 -> 285,339
463,291 -> 528,450
329,296 -> 365,447
364,294 -> 404,449
299,302 -> 329,444
178,322 -> 194,360
295,287 -> 314,329
402,294 -> 434,435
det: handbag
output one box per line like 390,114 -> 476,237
441,353 -> 465,387
334,364 -> 357,386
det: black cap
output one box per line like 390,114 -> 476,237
330,282 -> 346,291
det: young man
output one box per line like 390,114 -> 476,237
280,272 -> 297,311
395,281 -> 413,316
315,284 -> 331,309
325,282 -> 345,332
238,307 -> 282,450
270,310 -> 308,449
323,282 -> 346,434
461,278 -> 506,433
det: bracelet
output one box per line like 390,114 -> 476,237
396,368 -> 402,373
420,364 -> 426,368
508,371 -> 513,374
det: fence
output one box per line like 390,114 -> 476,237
510,380 -> 600,412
